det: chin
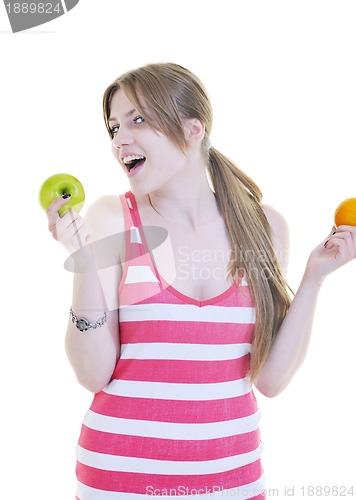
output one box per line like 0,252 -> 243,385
129,179 -> 162,197
128,183 -> 151,197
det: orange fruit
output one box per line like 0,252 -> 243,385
334,198 -> 356,227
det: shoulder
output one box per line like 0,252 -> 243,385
83,194 -> 125,239
261,204 -> 289,238
261,204 -> 289,273
83,195 -> 126,295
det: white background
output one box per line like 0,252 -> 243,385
1,1 -> 356,498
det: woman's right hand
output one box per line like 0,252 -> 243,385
46,196 -> 91,254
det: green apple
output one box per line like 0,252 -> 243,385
39,172 -> 85,216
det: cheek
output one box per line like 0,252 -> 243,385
111,142 -> 120,160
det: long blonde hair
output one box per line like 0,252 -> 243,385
103,62 -> 292,382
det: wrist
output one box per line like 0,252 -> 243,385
70,307 -> 107,332
64,243 -> 97,273
301,264 -> 326,291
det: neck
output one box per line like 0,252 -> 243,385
147,168 -> 220,230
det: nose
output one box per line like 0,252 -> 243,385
112,126 -> 133,148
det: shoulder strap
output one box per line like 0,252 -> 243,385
118,192 -> 162,304
120,191 -> 141,226
119,191 -> 146,262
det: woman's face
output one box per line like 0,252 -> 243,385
109,89 -> 189,196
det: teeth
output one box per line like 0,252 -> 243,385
123,155 -> 145,164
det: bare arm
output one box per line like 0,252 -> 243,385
65,256 -> 121,394
47,195 -> 124,393
255,207 -> 356,397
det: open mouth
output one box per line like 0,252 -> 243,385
123,155 -> 146,173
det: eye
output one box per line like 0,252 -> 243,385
134,116 -> 145,124
110,125 -> 120,135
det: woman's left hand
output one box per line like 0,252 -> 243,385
305,225 -> 356,284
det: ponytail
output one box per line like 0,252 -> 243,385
207,147 -> 292,382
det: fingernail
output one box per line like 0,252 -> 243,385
62,194 -> 71,199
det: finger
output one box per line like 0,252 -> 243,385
335,225 -> 356,250
325,232 -> 355,261
62,208 -> 81,230
48,207 -> 74,240
323,226 -> 337,248
55,209 -> 81,236
75,222 -> 91,245
55,210 -> 87,249
69,209 -> 84,249
336,230 -> 355,259
334,224 -> 356,238
46,195 -> 71,226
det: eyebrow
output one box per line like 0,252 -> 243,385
108,108 -> 137,123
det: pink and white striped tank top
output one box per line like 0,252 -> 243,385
75,191 -> 265,499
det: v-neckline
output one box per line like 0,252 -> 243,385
127,192 -> 239,307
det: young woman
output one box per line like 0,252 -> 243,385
47,63 -> 356,499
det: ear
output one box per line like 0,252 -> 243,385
184,118 -> 205,144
